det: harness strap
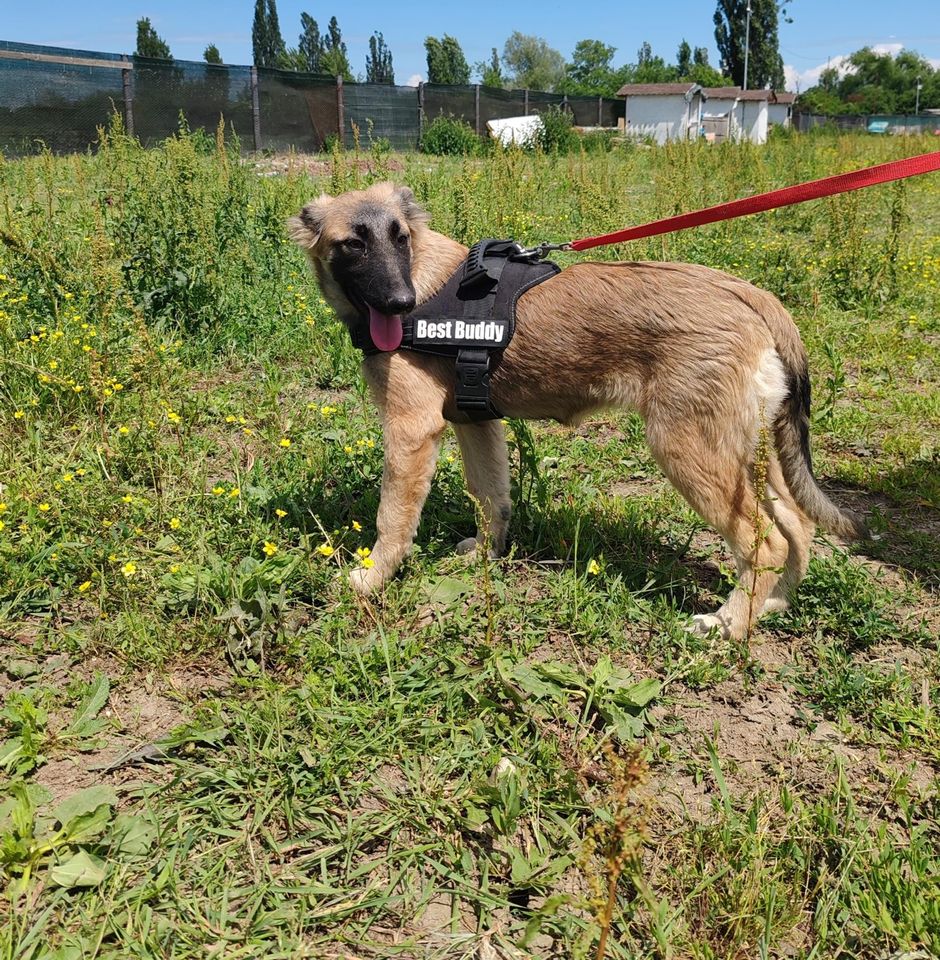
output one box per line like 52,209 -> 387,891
454,249 -> 512,420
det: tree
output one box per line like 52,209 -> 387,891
632,42 -> 676,84
252,0 -> 286,68
367,32 -> 394,84
693,46 -> 711,67
798,47 -> 939,115
321,16 -> 352,80
676,40 -> 692,77
477,48 -> 503,88
298,12 -> 322,72
135,17 -> 171,59
502,32 -> 565,91
714,0 -> 784,89
424,35 -> 470,85
559,39 -> 630,96
203,44 -> 222,64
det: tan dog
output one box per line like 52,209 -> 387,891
289,182 -> 865,639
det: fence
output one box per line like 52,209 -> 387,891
794,112 -> 940,135
0,40 -> 624,156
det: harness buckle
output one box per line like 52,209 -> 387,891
455,348 -> 500,419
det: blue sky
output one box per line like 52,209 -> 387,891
6,1 -> 940,92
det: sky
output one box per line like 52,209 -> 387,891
5,1 -> 940,92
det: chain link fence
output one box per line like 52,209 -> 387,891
1,40 -> 625,156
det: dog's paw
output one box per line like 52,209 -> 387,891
349,566 -> 384,596
688,613 -> 732,639
455,536 -> 502,560
455,536 -> 480,556
760,596 -> 790,616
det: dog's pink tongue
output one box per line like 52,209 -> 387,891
368,306 -> 403,352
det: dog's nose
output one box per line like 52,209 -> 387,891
384,292 -> 415,314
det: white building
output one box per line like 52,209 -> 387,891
766,91 -> 795,128
620,84 -> 792,145
617,83 -> 705,145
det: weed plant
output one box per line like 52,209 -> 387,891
0,122 -> 938,958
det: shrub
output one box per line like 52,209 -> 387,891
534,105 -> 579,153
420,115 -> 479,156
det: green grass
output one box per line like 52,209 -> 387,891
1,124 -> 938,958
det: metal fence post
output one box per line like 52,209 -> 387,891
474,84 -> 481,137
336,75 -> 345,148
121,55 -> 134,137
524,89 -> 529,115
598,96 -> 603,126
418,81 -> 425,146
562,93 -> 568,114
249,66 -> 261,151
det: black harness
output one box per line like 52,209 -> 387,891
350,239 -> 560,420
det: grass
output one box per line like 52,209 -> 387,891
1,122 -> 938,958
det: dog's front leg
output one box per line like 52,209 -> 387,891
452,420 -> 511,557
349,368 -> 447,594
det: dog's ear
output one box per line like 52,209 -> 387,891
396,186 -> 430,227
288,195 -> 332,250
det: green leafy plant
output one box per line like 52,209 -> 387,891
420,114 -> 480,156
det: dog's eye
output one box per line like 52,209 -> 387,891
344,237 -> 366,252
396,233 -> 409,246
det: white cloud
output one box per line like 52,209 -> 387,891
404,73 -> 423,87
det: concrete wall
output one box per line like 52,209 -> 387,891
625,95 -> 696,144
740,99 -> 768,143
768,103 -> 791,128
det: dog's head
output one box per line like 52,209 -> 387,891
289,182 -> 430,351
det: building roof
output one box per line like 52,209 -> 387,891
702,86 -> 743,98
616,83 -> 701,97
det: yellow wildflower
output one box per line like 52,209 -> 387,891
121,561 -> 137,578
229,487 -> 240,498
118,425 -> 129,435
356,547 -> 371,559
587,559 -> 600,576
263,541 -> 278,557
212,486 -> 225,496
169,517 -> 181,530
78,580 -> 91,592
351,520 -> 362,532
279,438 -> 291,448
38,503 -> 51,512
361,557 -> 375,569
316,543 -> 334,557
275,509 -> 287,519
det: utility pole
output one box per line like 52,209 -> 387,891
743,0 -> 752,91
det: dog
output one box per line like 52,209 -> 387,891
289,181 -> 866,639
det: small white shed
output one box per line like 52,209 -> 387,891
736,90 -> 771,143
617,83 -> 705,145
767,91 -> 795,128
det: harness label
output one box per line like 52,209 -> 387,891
413,318 -> 509,347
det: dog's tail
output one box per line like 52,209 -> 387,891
762,301 -> 868,540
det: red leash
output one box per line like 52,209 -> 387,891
565,150 -> 940,252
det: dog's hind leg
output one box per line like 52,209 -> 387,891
646,426 -> 789,640
760,455 -> 815,615
452,420 -> 511,557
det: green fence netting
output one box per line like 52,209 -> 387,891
0,40 -> 626,156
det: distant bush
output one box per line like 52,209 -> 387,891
534,106 -> 578,153
421,115 -> 479,156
